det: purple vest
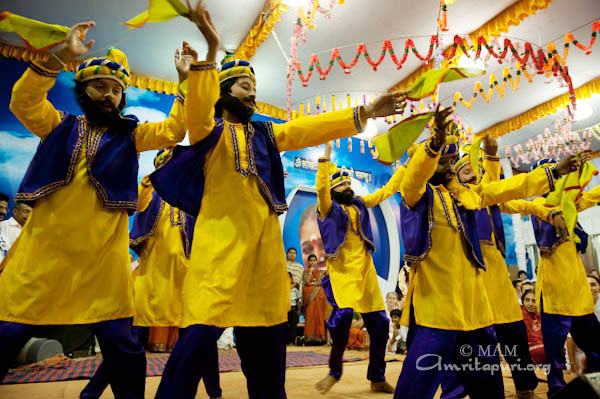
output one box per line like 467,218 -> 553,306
150,118 -> 287,216
16,112 -> 139,214
317,198 -> 375,257
129,190 -> 196,258
401,184 -> 485,269
531,215 -> 588,255
475,205 -> 506,257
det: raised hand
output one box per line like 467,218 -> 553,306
324,141 -> 333,158
364,91 -> 409,119
551,212 -> 568,239
483,136 -> 498,156
556,154 -> 583,176
57,21 -> 96,62
431,105 -> 453,151
185,0 -> 220,63
175,41 -> 198,83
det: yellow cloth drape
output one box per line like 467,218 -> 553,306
478,77 -> 600,138
235,1 -> 288,61
123,0 -> 189,29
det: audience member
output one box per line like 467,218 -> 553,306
520,289 -> 546,364
302,254 -> 327,344
346,312 -> 368,350
0,193 -> 8,221
590,269 -> 600,281
286,247 -> 304,291
0,201 -> 32,263
288,272 -> 301,344
517,270 -> 528,281
387,309 -> 405,354
385,291 -> 401,315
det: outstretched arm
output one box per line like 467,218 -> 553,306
362,166 -> 405,208
273,92 -> 408,152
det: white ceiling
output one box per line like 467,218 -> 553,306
1,0 -> 599,154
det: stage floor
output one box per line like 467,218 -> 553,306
0,346 -> 566,398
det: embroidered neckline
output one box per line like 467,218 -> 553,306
435,188 -> 460,232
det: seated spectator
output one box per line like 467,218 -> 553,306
517,270 -> 528,281
387,309 -> 406,354
288,272 -> 301,344
521,289 -> 546,364
346,312 -> 368,350
385,291 -> 401,315
0,193 -> 8,221
0,201 -> 32,264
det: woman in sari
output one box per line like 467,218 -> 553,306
521,289 -> 546,364
303,254 -> 327,344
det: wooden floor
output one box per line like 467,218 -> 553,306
0,347 -> 565,398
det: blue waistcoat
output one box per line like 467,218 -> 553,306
531,215 -> 588,255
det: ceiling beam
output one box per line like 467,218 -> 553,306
234,0 -> 288,61
387,0 -> 553,93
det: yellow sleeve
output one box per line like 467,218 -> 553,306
475,167 -> 555,208
316,158 -> 332,217
137,177 -> 154,212
362,166 -> 405,208
481,155 -> 501,183
576,185 -> 600,212
9,62 -> 62,138
400,140 -> 440,208
272,107 -> 364,151
134,96 -> 187,152
186,62 -> 219,145
499,199 -> 553,222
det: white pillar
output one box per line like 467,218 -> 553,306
500,158 -> 527,271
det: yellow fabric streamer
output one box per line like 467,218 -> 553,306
123,0 -> 189,29
406,68 -> 485,100
0,11 -> 69,51
373,112 -> 435,165
235,1 -> 287,60
469,136 -> 484,180
546,161 -> 598,242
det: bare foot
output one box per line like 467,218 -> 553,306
371,380 -> 395,393
316,375 -> 338,394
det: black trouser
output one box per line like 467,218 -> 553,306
287,305 -> 299,344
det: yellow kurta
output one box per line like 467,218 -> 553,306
477,158 -> 553,324
0,62 -> 186,324
534,186 -> 600,316
400,141 -> 555,330
181,62 -> 366,327
316,160 -> 404,313
133,189 -> 189,327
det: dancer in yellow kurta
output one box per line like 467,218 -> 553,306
526,157 -> 600,396
314,141 -> 404,394
151,4 -> 410,399
393,108 -> 580,399
0,21 -> 187,399
442,139 -> 573,399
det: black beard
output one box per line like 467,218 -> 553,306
74,85 -> 129,130
217,93 -> 255,123
331,188 -> 355,205
429,171 -> 453,186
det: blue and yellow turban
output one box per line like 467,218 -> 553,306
330,165 -> 351,189
219,54 -> 256,85
455,143 -> 473,173
530,158 -> 556,172
154,148 -> 173,169
75,47 -> 130,89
